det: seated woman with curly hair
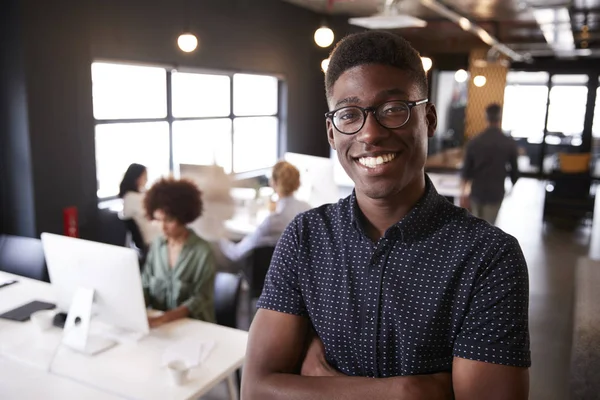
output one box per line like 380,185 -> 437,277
142,177 -> 215,327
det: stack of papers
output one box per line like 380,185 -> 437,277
161,339 -> 215,369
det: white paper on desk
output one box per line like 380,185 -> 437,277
161,339 -> 215,369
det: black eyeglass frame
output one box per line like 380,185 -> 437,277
325,98 -> 429,135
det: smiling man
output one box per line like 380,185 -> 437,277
242,31 -> 530,400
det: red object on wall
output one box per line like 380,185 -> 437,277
63,207 -> 79,238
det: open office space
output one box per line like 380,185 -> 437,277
1,0 -> 600,399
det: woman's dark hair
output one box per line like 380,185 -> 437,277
118,163 -> 147,198
143,177 -> 203,224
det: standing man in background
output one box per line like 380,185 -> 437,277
460,103 -> 519,225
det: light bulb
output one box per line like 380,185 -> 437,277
421,57 -> 432,72
473,75 -> 487,87
321,58 -> 330,73
454,69 -> 468,83
458,17 -> 472,31
314,26 -> 334,48
177,33 -> 198,53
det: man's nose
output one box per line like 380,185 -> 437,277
355,111 -> 389,144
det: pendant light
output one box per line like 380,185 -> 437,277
177,0 -> 198,53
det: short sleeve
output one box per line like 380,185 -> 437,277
453,236 -> 531,368
256,217 -> 307,316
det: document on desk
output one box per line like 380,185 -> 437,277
161,339 -> 216,369
1,326 -> 62,371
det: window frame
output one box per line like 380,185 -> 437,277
92,60 -> 284,201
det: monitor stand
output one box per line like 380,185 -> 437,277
62,287 -> 117,356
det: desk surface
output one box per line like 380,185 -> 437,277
0,272 -> 248,400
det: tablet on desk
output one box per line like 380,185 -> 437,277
0,300 -> 56,322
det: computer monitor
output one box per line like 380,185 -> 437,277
41,233 -> 149,354
283,152 -> 341,207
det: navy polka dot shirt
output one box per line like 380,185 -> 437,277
257,175 -> 531,377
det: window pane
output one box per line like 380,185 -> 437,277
233,117 -> 278,172
551,74 -> 589,85
593,86 -> 600,138
506,71 -> 549,85
172,72 -> 231,118
95,122 -> 170,198
233,74 -> 278,116
502,85 -> 548,139
173,119 -> 232,174
547,86 -> 588,135
92,63 -> 167,119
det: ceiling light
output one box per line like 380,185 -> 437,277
454,69 -> 468,83
349,14 -> 427,29
177,33 -> 198,53
321,58 -> 330,73
473,75 -> 487,87
421,57 -> 432,72
314,26 -> 334,48
581,40 -> 589,48
458,17 -> 472,31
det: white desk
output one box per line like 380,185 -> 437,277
0,272 -> 248,400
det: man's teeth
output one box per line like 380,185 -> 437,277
358,153 -> 396,168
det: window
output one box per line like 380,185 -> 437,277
546,74 -> 588,136
92,62 -> 281,199
502,72 -> 549,140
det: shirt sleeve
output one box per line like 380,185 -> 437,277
256,216 -> 307,317
141,241 -> 156,306
182,247 -> 216,323
453,236 -> 531,368
219,215 -> 275,262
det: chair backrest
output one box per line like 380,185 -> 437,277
214,272 -> 242,329
122,219 -> 146,252
0,235 -> 49,282
245,246 -> 275,299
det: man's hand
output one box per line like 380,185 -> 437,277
301,334 -> 344,377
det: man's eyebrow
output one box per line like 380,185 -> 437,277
334,96 -> 361,108
379,88 -> 408,97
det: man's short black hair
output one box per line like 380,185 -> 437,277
325,31 -> 428,100
486,103 -> 502,123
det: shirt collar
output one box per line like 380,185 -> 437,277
276,196 -> 293,213
350,174 -> 447,242
158,228 -> 199,247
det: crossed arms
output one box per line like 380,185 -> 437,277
241,309 -> 529,400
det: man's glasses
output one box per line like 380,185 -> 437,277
325,99 -> 428,135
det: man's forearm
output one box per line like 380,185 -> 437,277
243,372 -> 452,400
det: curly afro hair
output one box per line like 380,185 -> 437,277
272,161 -> 301,197
325,31 -> 428,100
143,177 -> 203,224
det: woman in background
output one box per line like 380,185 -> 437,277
142,177 -> 216,327
119,163 -> 160,247
218,160 -> 311,264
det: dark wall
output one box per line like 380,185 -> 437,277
0,0 -> 36,237
12,0 -> 342,239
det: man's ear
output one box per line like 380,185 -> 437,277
426,103 -> 437,138
327,120 -> 336,150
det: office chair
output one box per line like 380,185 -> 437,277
121,219 -> 148,269
0,235 -> 49,282
214,272 -> 243,392
214,272 -> 243,329
243,246 -> 275,320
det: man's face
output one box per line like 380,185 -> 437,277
327,64 -> 437,200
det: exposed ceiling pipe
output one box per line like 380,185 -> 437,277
419,0 -> 532,63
